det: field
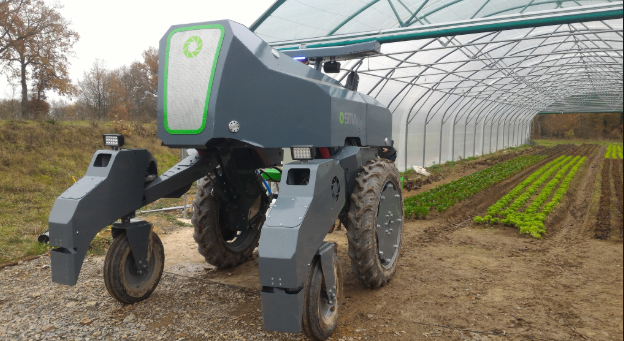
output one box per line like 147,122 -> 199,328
0,129 -> 622,340
195,142 -> 623,340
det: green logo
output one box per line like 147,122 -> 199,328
340,112 -> 359,125
183,36 -> 203,58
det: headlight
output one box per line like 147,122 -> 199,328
291,146 -> 316,160
103,134 -> 125,149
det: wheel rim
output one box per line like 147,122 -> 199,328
218,206 -> 260,253
123,248 -> 156,290
376,181 -> 402,269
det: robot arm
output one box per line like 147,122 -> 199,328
49,149 -> 217,286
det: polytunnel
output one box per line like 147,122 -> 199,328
250,0 -> 624,170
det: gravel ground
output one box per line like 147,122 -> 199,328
0,255 -> 311,341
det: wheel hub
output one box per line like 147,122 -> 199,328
123,250 -> 156,289
376,181 -> 402,268
320,278 -> 339,325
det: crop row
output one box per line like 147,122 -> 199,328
404,154 -> 546,219
523,156 -> 582,216
542,144 -> 574,157
476,155 -> 578,223
595,159 -> 612,239
605,144 -> 623,159
612,159 -> 623,238
487,156 -> 572,219
541,157 -> 586,216
504,157 -> 586,238
476,156 -> 587,239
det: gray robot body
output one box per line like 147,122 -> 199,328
48,20 -> 403,340
157,20 -> 391,149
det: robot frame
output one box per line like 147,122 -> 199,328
48,20 -> 404,341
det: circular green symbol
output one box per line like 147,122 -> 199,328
339,112 -> 345,124
183,36 -> 203,58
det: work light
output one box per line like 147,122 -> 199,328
291,146 -> 316,160
103,134 -> 125,149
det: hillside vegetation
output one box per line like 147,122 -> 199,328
0,120 -> 180,263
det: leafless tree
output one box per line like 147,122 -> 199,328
77,59 -> 118,120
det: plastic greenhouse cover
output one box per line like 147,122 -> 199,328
252,0 -> 623,170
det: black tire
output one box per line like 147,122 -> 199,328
103,232 -> 164,304
302,257 -> 343,341
346,158 -> 403,288
192,176 -> 263,268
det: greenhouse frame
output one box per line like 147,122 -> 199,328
251,0 -> 623,170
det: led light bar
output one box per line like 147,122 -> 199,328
103,134 -> 125,148
291,146 -> 316,160
293,56 -> 308,64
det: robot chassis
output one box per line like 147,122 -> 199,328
48,20 -> 404,340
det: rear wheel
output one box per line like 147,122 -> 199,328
302,257 -> 343,341
192,176 -> 264,268
346,159 -> 403,288
103,231 -> 164,304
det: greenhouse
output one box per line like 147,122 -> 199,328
251,0 -> 623,170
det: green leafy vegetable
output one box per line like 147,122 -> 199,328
475,155 -> 587,239
404,155 -> 546,219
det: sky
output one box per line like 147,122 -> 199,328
1,0 -> 276,101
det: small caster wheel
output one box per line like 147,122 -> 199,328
104,231 -> 164,304
302,256 -> 343,341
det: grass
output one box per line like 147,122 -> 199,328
0,120 -> 182,263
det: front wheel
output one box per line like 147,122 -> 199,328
103,231 -> 165,304
302,256 -> 344,341
346,158 -> 404,288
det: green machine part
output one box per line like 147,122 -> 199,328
261,168 -> 282,182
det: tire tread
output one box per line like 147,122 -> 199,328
346,159 -> 403,288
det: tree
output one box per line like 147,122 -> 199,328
140,47 -> 158,104
0,1 -> 34,58
76,47 -> 158,121
48,98 -> 76,121
0,75 -> 18,119
111,47 -> 158,122
1,0 -> 78,119
531,113 -> 623,140
78,59 -> 118,120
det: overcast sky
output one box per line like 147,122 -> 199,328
1,0 -> 275,101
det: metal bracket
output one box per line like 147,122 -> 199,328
317,242 -> 337,305
143,152 -> 218,205
111,220 -> 152,270
282,41 -> 381,62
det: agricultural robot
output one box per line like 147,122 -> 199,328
48,20 -> 403,340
